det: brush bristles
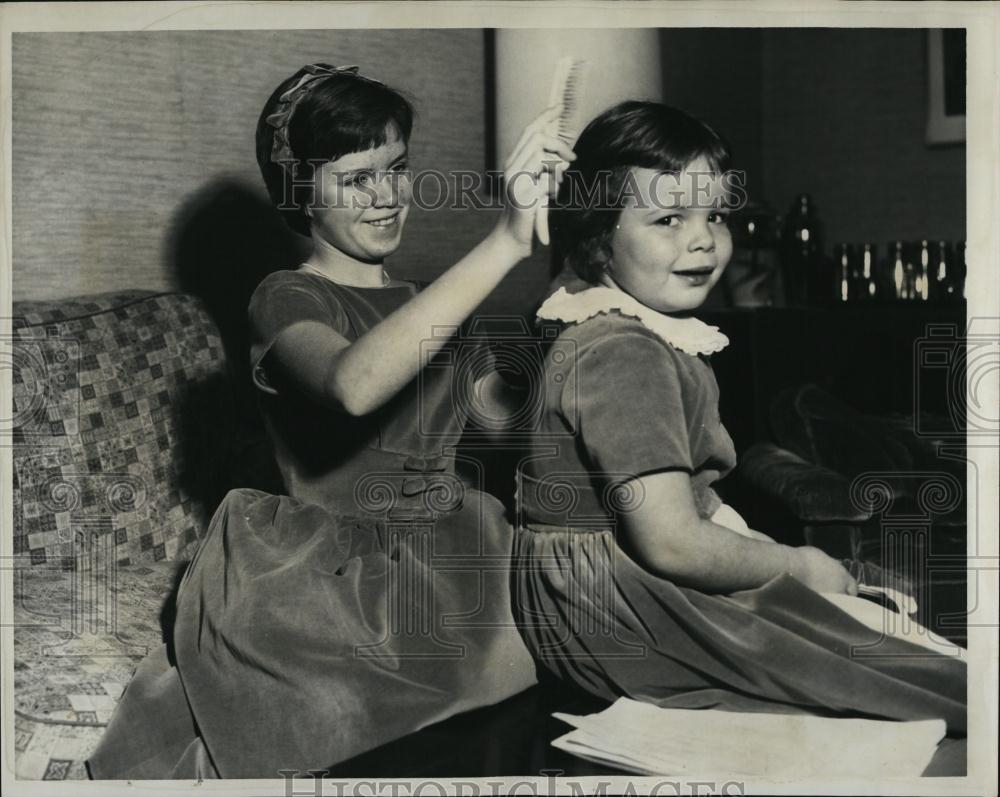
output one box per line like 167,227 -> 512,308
550,58 -> 587,141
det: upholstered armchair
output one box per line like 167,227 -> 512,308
735,384 -> 967,644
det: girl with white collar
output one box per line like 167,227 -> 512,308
513,101 -> 965,737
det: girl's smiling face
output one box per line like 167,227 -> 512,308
307,125 -> 411,264
605,157 -> 732,314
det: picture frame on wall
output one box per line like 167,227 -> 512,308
927,28 -> 966,144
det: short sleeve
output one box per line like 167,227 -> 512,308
561,328 -> 692,482
247,272 -> 350,395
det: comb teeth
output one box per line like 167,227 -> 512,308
548,57 -> 587,142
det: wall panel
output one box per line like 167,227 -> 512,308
12,29 -> 493,300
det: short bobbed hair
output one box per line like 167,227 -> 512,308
552,101 -> 732,283
255,65 -> 414,236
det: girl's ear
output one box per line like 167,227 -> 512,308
598,238 -> 615,280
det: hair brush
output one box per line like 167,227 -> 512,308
535,56 -> 587,246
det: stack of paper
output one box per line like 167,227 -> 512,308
552,698 -> 946,778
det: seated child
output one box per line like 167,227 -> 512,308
512,101 -> 966,736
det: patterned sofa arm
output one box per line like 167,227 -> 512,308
10,290 -> 242,568
738,442 -> 872,524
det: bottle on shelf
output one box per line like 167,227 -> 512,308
727,201 -> 780,307
780,194 -> 831,306
833,243 -> 854,303
916,240 -> 932,301
860,243 -> 878,300
887,240 -> 912,301
930,240 -> 951,302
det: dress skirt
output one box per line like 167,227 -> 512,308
88,487 -> 536,779
512,525 -> 966,735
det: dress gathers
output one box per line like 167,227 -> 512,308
512,287 -> 966,737
87,270 -> 537,779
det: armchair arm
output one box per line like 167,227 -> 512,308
737,443 -> 872,524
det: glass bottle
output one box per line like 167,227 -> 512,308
860,243 -> 878,301
833,243 -> 853,303
731,202 -> 780,306
916,240 -> 931,301
780,194 -> 827,306
888,240 -> 912,301
931,240 -> 951,302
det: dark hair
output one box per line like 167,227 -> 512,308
552,101 -> 732,283
255,65 -> 414,236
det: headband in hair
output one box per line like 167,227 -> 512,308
265,64 -> 385,164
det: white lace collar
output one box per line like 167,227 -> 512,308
536,286 -> 729,356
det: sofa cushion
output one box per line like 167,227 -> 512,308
769,384 -> 916,480
11,291 -> 238,567
737,442 -> 871,524
768,384 -> 966,506
13,560 -> 184,779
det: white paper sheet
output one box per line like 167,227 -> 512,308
552,698 -> 947,778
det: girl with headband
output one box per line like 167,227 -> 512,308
88,63 -> 574,779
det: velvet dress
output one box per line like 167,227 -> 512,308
512,287 -> 966,743
87,270 -> 536,779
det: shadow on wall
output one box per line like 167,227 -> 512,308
168,176 -> 307,389
167,177 -> 306,498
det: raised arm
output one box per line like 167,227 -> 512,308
264,107 -> 574,417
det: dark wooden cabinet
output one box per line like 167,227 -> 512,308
701,302 -> 968,456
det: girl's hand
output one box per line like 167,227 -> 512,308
494,105 -> 576,257
789,546 -> 859,595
